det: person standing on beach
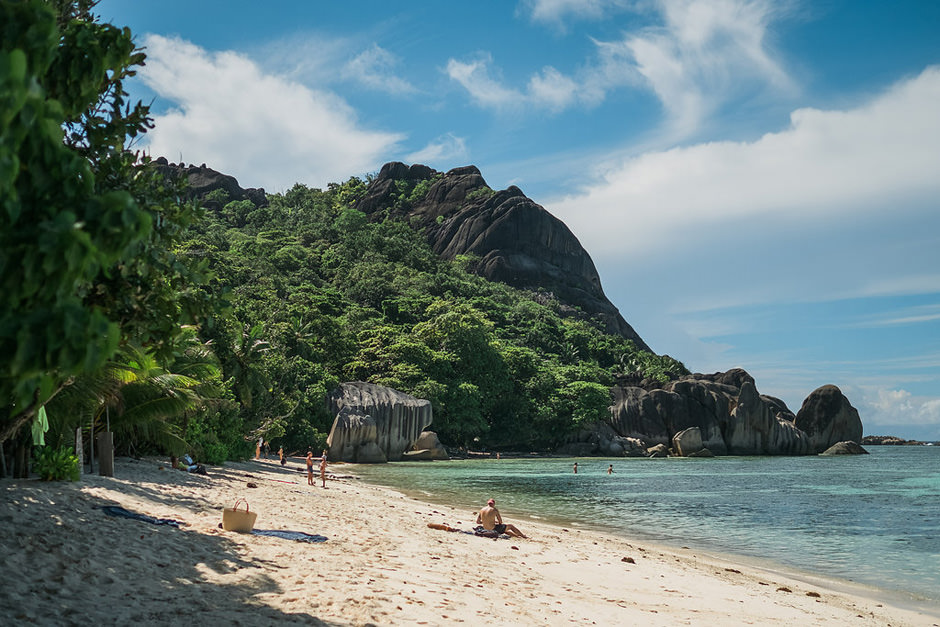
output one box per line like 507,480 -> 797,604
476,498 -> 526,538
306,450 -> 314,486
278,446 -> 285,466
256,436 -> 263,459
319,450 -> 328,488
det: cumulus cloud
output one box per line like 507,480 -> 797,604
551,65 -> 940,259
139,35 -> 404,191
405,133 -> 469,166
620,0 -> 792,137
452,0 -> 793,134
863,388 -> 940,426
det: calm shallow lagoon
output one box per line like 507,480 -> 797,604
350,446 -> 940,606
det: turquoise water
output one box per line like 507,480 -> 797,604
349,446 -> 940,606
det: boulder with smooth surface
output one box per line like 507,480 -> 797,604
326,382 -> 433,463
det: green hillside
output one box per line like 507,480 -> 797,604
168,178 -> 685,459
0,0 -> 684,468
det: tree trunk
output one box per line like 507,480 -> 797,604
13,440 -> 29,479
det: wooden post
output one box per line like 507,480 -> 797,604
75,428 -> 83,476
88,417 -> 95,475
97,432 -> 114,477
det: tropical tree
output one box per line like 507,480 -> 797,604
43,332 -> 222,458
0,0 -> 208,446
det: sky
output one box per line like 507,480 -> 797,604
96,0 -> 940,440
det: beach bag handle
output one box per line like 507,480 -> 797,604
231,499 -> 250,513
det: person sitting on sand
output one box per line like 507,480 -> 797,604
306,450 -> 314,486
476,498 -> 526,538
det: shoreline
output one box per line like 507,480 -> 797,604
344,460 -> 940,619
1,456 -> 937,625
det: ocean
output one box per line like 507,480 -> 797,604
349,446 -> 940,609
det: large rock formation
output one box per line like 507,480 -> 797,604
599,369 -> 862,456
794,385 -> 864,452
672,427 -> 705,456
326,382 -> 433,463
725,381 -> 811,455
820,441 -> 869,456
152,158 -> 268,208
558,421 -> 647,457
355,162 -> 650,350
402,431 -> 450,461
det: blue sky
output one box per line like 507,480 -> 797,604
97,0 -> 940,440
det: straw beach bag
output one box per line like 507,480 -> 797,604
222,499 -> 258,532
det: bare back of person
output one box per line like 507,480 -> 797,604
477,505 -> 501,530
476,499 -> 527,538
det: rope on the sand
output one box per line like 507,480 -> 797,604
97,505 -> 185,528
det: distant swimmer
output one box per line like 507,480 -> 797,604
476,498 -> 527,538
573,462 -> 578,474
607,464 -> 614,475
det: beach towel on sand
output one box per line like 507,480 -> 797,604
472,526 -> 508,539
251,530 -> 328,543
97,505 -> 184,528
427,523 -> 509,539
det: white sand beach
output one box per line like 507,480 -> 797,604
1,456 -> 937,626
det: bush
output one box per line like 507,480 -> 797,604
33,446 -> 80,481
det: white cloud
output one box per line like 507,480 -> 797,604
615,0 -> 794,137
258,32 -> 353,86
345,44 -> 417,95
862,388 -> 940,426
447,54 -> 586,113
528,67 -> 581,111
406,133 -> 469,166
551,65 -> 940,260
521,0 -> 629,24
853,303 -> 940,328
445,55 -> 524,109
139,35 -> 404,191
454,0 -> 793,135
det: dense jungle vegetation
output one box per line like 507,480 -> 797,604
0,0 -> 684,471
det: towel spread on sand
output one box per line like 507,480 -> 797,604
98,505 -> 184,528
251,529 -> 328,543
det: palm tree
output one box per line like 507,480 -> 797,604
227,323 -> 271,408
44,329 -> 221,457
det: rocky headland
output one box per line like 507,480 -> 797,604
860,435 -> 932,446
159,161 -> 868,458
564,368 -> 864,457
355,162 -> 651,350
